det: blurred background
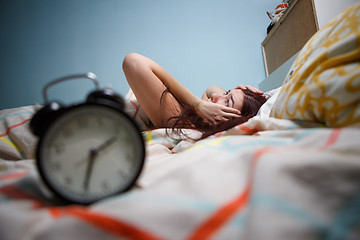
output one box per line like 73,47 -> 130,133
0,0 -> 355,109
0,0 -> 281,109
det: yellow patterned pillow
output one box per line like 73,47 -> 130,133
270,2 -> 360,127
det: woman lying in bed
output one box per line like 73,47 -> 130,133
123,53 -> 266,139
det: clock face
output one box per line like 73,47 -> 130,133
36,104 -> 145,204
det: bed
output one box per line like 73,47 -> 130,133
1,3 -> 359,240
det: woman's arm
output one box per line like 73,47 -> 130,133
148,57 -> 241,125
123,53 -> 240,126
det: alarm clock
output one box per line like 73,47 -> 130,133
30,72 -> 145,205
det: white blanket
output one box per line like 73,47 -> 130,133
0,105 -> 359,240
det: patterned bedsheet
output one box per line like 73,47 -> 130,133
0,105 -> 359,240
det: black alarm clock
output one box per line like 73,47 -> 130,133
30,72 -> 145,205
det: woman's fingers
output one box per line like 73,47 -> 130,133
235,84 -> 264,95
221,105 -> 241,115
235,84 -> 245,90
195,101 -> 242,125
211,105 -> 241,123
223,111 -> 241,119
246,85 -> 264,95
217,104 -> 241,116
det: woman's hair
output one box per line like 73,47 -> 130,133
164,88 -> 267,140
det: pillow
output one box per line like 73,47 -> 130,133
270,2 -> 360,127
256,87 -> 282,118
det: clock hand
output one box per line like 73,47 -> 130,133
76,136 -> 117,168
83,149 -> 97,191
83,136 -> 118,190
94,135 -> 118,153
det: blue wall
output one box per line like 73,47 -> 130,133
0,0 -> 279,109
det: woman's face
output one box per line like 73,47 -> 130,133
210,89 -> 245,111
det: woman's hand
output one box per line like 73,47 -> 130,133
194,100 -> 241,125
235,84 -> 264,95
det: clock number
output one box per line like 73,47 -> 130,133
113,124 -> 123,134
97,116 -> 104,126
102,181 -> 111,191
77,118 -> 88,128
62,128 -> 73,138
126,153 -> 133,163
125,136 -> 134,146
117,169 -> 128,181
54,143 -> 65,154
65,176 -> 73,185
48,162 -> 62,172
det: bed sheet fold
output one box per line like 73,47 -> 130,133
0,106 -> 359,240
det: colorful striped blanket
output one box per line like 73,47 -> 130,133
0,105 -> 359,240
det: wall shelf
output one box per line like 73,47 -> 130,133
262,0 -> 319,76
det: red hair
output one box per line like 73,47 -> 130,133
164,88 -> 267,140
